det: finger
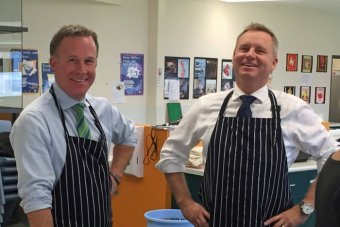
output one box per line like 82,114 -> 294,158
195,218 -> 208,227
264,215 -> 280,226
202,208 -> 210,219
111,183 -> 119,195
272,220 -> 286,227
198,215 -> 209,227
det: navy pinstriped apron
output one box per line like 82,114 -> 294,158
50,86 -> 112,227
200,90 -> 293,227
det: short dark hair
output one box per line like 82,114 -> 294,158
236,23 -> 278,56
50,24 -> 99,57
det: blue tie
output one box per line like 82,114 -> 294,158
72,103 -> 91,139
237,95 -> 256,118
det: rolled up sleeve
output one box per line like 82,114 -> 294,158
10,111 -> 55,213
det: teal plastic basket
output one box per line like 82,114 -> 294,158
144,209 -> 193,227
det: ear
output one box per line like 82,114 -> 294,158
49,56 -> 56,71
271,57 -> 278,71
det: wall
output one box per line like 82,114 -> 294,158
22,0 -> 150,123
156,0 -> 340,122
21,0 -> 340,125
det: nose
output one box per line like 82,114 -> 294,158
76,61 -> 87,74
245,48 -> 256,58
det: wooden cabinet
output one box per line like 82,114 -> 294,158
111,126 -> 171,227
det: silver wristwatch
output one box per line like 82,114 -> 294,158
299,201 -> 314,216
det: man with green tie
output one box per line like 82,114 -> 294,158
10,24 -> 137,227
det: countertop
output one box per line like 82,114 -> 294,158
330,122 -> 340,129
185,159 -> 317,176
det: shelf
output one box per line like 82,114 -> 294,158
0,107 -> 22,114
0,25 -> 28,34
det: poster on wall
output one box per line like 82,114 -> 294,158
10,50 -> 22,72
316,55 -> 328,72
112,82 -> 125,103
11,49 -> 39,93
286,53 -> 298,71
301,55 -> 313,73
164,56 -> 190,99
41,63 -> 55,93
120,53 -> 144,96
284,86 -> 296,95
300,86 -> 311,103
221,59 -> 235,91
193,57 -> 217,98
315,87 -> 326,104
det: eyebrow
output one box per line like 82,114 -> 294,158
67,55 -> 97,59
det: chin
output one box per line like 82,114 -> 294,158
72,94 -> 86,101
239,73 -> 257,79
68,89 -> 88,100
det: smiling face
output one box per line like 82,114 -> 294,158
49,36 -> 97,101
232,30 -> 278,94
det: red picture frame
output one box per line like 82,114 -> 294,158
315,87 -> 326,104
316,55 -> 328,72
286,53 -> 298,71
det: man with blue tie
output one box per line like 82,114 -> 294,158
156,23 -> 338,227
10,24 -> 137,227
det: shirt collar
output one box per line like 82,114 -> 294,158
52,82 -> 87,111
231,84 -> 269,104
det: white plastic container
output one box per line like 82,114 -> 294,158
144,209 -> 194,227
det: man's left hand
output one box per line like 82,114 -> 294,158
264,205 -> 308,227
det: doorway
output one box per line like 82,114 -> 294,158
329,55 -> 340,123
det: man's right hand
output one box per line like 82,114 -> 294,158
179,199 -> 210,227
164,172 -> 210,226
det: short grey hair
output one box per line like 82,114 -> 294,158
236,23 -> 278,57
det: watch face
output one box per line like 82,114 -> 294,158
302,203 -> 314,214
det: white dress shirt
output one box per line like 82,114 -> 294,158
156,85 -> 338,173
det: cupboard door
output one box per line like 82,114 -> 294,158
288,170 -> 317,227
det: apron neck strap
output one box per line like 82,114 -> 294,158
219,89 -> 281,118
49,85 -> 107,145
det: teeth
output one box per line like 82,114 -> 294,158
73,78 -> 85,82
243,63 -> 256,67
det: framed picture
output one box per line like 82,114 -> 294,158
301,55 -> 313,73
193,57 -> 217,98
164,56 -> 178,77
284,86 -> 296,95
164,56 -> 190,100
221,59 -> 232,79
316,55 -> 328,72
120,53 -> 144,96
221,59 -> 235,91
300,86 -> 311,103
315,87 -> 326,104
286,53 -> 298,71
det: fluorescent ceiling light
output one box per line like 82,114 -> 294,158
220,0 -> 281,2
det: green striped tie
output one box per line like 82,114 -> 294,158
72,103 -> 91,139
